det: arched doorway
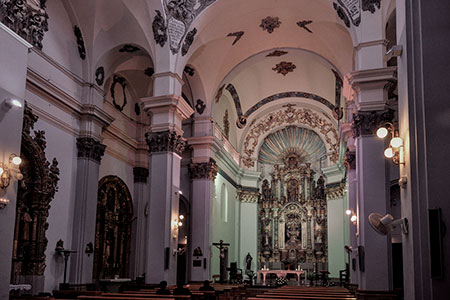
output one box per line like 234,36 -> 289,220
93,176 -> 133,280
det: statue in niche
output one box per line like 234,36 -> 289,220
315,227 -> 324,244
287,179 -> 299,202
261,179 -> 271,202
21,207 -> 33,241
315,175 -> 325,200
245,252 -> 253,270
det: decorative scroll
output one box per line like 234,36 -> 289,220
95,67 -> 105,86
181,28 -> 197,56
227,31 -> 244,45
223,109 -> 230,139
0,0 -> 49,49
76,137 -> 106,164
296,20 -> 313,33
119,44 -> 140,53
362,0 -> 381,13
110,75 -> 128,112
74,25 -> 86,60
153,10 -> 168,47
266,50 -> 288,57
333,3 -> 351,28
93,176 -> 133,280
195,99 -> 206,115
243,105 -> 339,168
258,154 -> 327,268
11,103 -> 60,283
337,0 -> 361,26
188,158 -> 218,180
145,130 -> 187,156
260,16 -> 281,34
164,0 -> 216,54
238,189 -> 260,203
272,61 -> 296,76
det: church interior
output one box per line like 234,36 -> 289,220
0,0 -> 449,300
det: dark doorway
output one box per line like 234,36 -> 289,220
176,195 -> 190,284
93,176 -> 133,280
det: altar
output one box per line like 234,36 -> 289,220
257,269 -> 305,286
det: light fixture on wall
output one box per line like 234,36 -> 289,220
0,153 -> 23,209
376,122 -> 405,165
346,209 -> 357,224
173,215 -> 184,230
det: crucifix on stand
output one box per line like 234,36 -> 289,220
213,240 -> 230,283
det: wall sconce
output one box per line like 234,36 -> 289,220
173,215 -> 184,230
350,215 -> 357,224
0,153 -> 23,192
346,209 -> 357,224
376,122 -> 405,165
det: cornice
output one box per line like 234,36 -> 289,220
348,66 -> 397,87
141,94 -> 194,120
152,71 -> 184,86
0,21 -> 33,48
80,104 -> 114,128
354,39 -> 389,51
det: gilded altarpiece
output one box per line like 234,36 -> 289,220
93,176 -> 133,280
258,153 -> 327,268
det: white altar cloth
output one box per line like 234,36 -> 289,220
256,269 -> 305,285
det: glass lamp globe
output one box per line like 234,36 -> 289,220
376,127 -> 389,138
390,137 -> 403,148
384,148 -> 394,158
12,156 -> 22,165
346,209 -> 352,215
350,215 -> 357,222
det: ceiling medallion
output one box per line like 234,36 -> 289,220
272,61 -> 296,76
260,16 -> 281,34
266,50 -> 288,57
227,31 -> 245,45
296,20 -> 313,33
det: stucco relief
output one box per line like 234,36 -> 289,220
242,105 -> 339,168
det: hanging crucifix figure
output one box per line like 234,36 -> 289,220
213,240 -> 230,283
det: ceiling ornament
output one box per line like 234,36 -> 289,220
242,105 -> 339,168
333,3 -> 351,28
164,0 -> 216,54
181,28 -> 197,56
195,99 -> 206,115
258,126 -> 327,165
362,0 -> 381,13
184,66 -> 195,76
223,109 -> 230,139
296,20 -> 313,33
225,84 -> 246,128
144,67 -> 155,77
215,84 -> 225,103
227,31 -> 244,45
119,44 -> 140,53
153,10 -> 168,47
0,0 -> 49,49
266,50 -> 288,57
332,69 -> 344,120
95,67 -> 105,86
336,0 -> 361,26
272,61 -> 296,76
260,16 -> 281,34
74,25 -> 86,60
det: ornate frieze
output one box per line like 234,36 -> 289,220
76,137 -> 106,163
344,149 -> 356,170
181,28 -> 197,56
333,3 -> 351,28
352,109 -> 394,137
223,109 -> 230,139
362,0 -> 381,13
260,16 -> 281,34
296,20 -> 313,33
73,25 -> 86,60
336,0 -> 361,26
0,0 -> 49,49
227,31 -> 244,45
272,61 -> 296,76
153,10 -> 168,47
266,50 -> 288,57
133,167 -> 149,183
145,130 -> 187,156
188,158 -> 218,180
243,105 -> 340,168
195,99 -> 206,115
238,189 -> 260,203
326,183 -> 345,200
95,67 -> 105,86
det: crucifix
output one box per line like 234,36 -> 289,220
213,240 -> 230,283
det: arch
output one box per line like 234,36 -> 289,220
93,175 -> 133,280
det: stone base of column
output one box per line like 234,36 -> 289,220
356,290 -> 399,300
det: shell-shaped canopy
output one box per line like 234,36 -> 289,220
258,126 -> 326,165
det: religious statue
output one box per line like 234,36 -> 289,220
261,179 -> 271,202
315,175 -> 325,200
22,207 -> 33,241
245,252 -> 253,270
287,179 -> 298,202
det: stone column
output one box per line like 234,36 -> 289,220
351,108 -> 394,293
344,150 -> 358,285
188,159 -> 218,281
237,190 -> 259,274
142,94 -> 194,284
70,137 -> 106,284
131,167 -> 149,279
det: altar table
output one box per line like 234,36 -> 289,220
257,270 -> 305,285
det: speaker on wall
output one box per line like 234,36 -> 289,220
358,246 -> 365,272
164,247 -> 170,270
429,208 -> 445,278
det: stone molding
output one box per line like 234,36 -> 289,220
352,109 -> 394,137
76,137 -> 106,163
141,94 -> 194,121
145,130 -> 187,156
238,189 -> 260,203
344,149 -> 356,170
188,158 -> 218,180
133,167 -> 149,183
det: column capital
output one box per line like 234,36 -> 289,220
344,149 -> 356,170
352,109 -> 394,137
188,158 -> 218,181
76,137 -> 106,163
238,188 -> 260,203
133,167 -> 149,183
145,130 -> 187,156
